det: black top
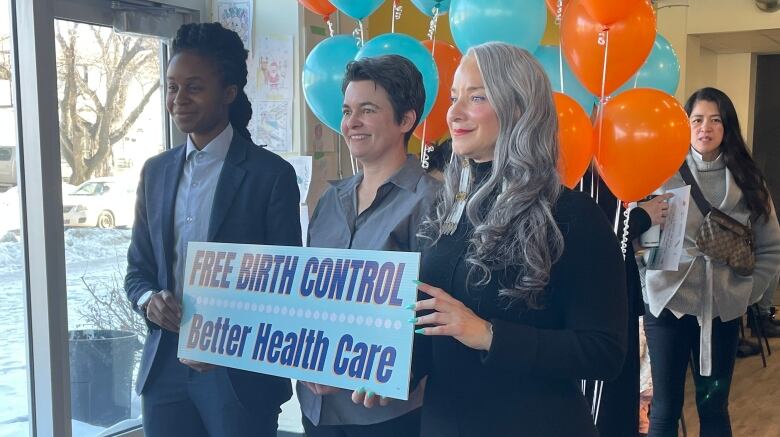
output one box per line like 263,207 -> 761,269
415,161 -> 628,437
596,206 -> 651,437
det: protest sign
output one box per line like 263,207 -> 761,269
177,242 -> 419,400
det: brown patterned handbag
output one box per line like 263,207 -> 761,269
679,164 -> 755,276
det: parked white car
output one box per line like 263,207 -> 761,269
0,145 -> 16,189
63,177 -> 136,228
0,184 -> 77,237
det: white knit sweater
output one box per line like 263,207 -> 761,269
643,150 -> 780,374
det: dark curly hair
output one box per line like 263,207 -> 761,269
171,22 -> 252,141
685,87 -> 771,221
342,55 -> 426,146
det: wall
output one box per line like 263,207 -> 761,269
206,1 -> 361,216
687,0 -> 780,34
657,2 -> 690,102
716,52 -> 757,146
211,0 -> 305,155
657,0 -> 778,144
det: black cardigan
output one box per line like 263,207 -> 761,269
415,171 -> 627,437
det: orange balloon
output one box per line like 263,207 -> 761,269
414,40 -> 462,143
595,88 -> 690,202
554,92 -> 594,188
581,0 -> 645,27
561,0 -> 655,97
298,0 -> 337,18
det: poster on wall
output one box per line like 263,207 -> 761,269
307,118 -> 337,153
256,35 -> 294,101
253,100 -> 293,153
216,1 -> 253,52
284,155 -> 313,202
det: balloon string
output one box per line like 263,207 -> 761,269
556,0 -> 564,25
594,29 -> 610,204
592,380 -> 604,425
620,203 -> 631,259
556,0 -> 564,92
392,0 -> 403,33
353,20 -> 365,47
558,42 -> 565,93
420,2 -> 441,170
427,3 -> 440,40
348,19 -> 364,173
325,16 -> 334,37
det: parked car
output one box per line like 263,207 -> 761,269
0,183 -> 77,237
0,145 -> 16,190
63,177 -> 136,228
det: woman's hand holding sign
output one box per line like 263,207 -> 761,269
411,281 -> 494,351
302,376 -> 393,408
351,388 -> 391,408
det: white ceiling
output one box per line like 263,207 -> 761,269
697,29 -> 780,54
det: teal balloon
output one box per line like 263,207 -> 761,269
449,0 -> 546,54
303,35 -> 359,133
615,34 -> 681,96
356,33 -> 439,118
410,0 -> 451,16
330,0 -> 385,20
535,45 -> 597,114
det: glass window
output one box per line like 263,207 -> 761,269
0,0 -> 30,435
53,18 -> 166,435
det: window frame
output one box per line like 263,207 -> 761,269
12,0 -> 203,435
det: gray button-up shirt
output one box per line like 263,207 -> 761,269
299,155 -> 441,426
172,124 -> 233,300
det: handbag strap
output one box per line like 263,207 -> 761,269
679,162 -> 713,217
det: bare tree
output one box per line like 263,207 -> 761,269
0,35 -> 10,81
78,271 -> 147,340
56,22 -> 161,185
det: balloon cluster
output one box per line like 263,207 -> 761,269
299,0 -> 690,201
555,0 -> 688,201
300,0 -> 440,137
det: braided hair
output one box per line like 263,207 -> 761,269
171,22 -> 252,141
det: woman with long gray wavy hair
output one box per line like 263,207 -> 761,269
408,42 -> 628,436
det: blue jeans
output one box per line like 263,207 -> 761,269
643,308 -> 739,437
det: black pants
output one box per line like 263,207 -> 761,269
142,333 -> 280,437
596,316 -> 640,437
644,308 -> 740,437
302,408 -> 421,437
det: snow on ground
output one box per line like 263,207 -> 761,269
0,227 -> 304,436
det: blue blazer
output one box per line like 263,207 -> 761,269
125,133 -> 302,410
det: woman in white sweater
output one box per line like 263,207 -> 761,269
642,87 -> 780,437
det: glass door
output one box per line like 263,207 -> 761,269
53,18 -> 165,436
0,0 -> 30,434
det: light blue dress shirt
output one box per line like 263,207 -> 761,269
172,123 -> 233,300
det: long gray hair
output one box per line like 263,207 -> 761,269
421,42 -> 564,308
